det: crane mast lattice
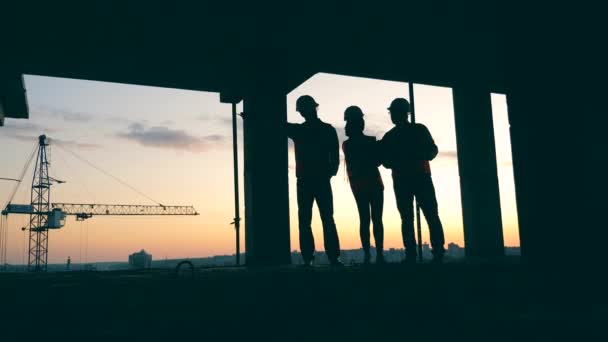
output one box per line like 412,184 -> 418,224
1,135 -> 198,271
29,135 -> 51,271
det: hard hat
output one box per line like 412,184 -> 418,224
296,95 -> 319,112
388,98 -> 411,113
344,106 -> 364,121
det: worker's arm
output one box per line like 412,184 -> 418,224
286,123 -> 299,139
329,126 -> 340,177
342,141 -> 351,175
378,133 -> 394,169
372,138 -> 383,167
341,140 -> 349,165
419,124 -> 438,160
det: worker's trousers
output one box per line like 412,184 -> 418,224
353,188 -> 384,255
297,177 -> 341,263
393,174 -> 445,258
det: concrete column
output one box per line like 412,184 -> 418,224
0,100 -> 4,126
505,88 -> 542,262
453,87 -> 505,258
506,85 -> 601,265
242,88 -> 291,266
503,38 -> 605,266
0,73 -> 29,124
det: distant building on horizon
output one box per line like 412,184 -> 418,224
129,249 -> 152,269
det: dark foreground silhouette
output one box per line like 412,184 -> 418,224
381,98 -> 446,262
343,106 -> 385,264
287,95 -> 342,266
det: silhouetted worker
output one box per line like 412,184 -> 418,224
342,106 -> 385,264
287,95 -> 342,267
380,98 -> 445,263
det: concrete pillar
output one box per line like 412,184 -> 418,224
505,88 -> 542,262
242,87 -> 291,266
453,87 -> 505,258
0,100 -> 4,126
505,84 -> 604,265
499,23 -> 608,266
0,73 -> 29,125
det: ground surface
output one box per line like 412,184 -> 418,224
1,263 -> 607,341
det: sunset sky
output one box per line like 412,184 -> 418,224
0,74 -> 519,264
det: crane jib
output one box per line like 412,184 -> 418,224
3,203 -> 198,217
52,203 -> 199,216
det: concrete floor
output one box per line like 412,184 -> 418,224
1,263 -> 607,340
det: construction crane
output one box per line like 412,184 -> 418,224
1,135 -> 198,271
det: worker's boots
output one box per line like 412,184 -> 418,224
363,250 -> 372,265
376,252 -> 386,265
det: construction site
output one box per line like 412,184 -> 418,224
1,3 -> 606,340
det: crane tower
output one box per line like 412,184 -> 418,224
2,135 -> 198,271
29,135 -> 52,271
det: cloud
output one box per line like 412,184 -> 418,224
117,122 -> 228,153
438,151 -> 458,159
203,134 -> 225,142
2,133 -> 38,143
105,115 -> 132,125
2,120 -> 56,133
2,119 -> 101,149
197,114 -> 234,127
33,106 -> 94,123
30,105 -> 134,125
47,137 -> 102,150
362,122 -> 388,139
1,121 -> 58,145
1,132 -> 101,150
56,111 -> 92,122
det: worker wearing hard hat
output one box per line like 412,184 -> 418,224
287,95 -> 342,267
342,106 -> 385,264
380,98 -> 445,263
